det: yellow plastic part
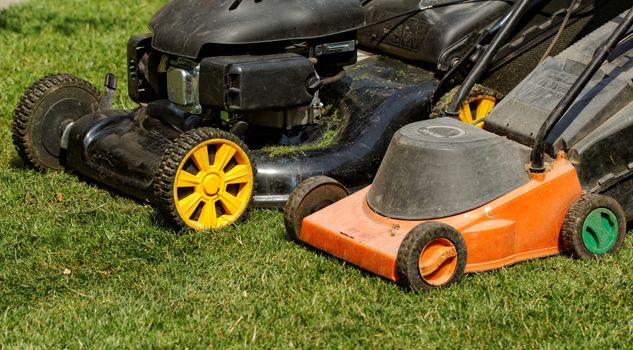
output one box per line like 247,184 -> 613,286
174,139 -> 253,230
459,95 -> 497,128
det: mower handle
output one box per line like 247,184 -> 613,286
529,8 -> 633,173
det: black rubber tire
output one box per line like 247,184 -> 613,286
284,176 -> 349,242
12,74 -> 101,171
396,222 -> 467,292
431,84 -> 503,119
561,193 -> 626,259
154,127 -> 254,231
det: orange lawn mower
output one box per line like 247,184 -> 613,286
284,9 -> 633,291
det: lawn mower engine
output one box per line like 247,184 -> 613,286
128,0 -> 363,146
14,0 -> 366,231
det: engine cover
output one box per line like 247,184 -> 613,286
198,53 -> 316,112
150,0 -> 365,58
367,118 -> 530,220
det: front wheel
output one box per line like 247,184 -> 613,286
284,176 -> 349,241
155,128 -> 255,231
396,222 -> 467,292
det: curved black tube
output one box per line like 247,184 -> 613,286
251,80 -> 437,208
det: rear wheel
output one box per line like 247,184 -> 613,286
155,128 -> 254,231
459,94 -> 497,127
284,176 -> 349,241
12,74 -> 101,171
432,84 -> 501,127
397,222 -> 467,291
561,194 -> 626,259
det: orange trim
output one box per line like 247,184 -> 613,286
299,159 -> 583,282
419,238 -> 458,286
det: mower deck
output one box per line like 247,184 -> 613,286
299,158 -> 582,281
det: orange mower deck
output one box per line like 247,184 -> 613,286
298,158 -> 583,282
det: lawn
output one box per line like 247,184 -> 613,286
1,0 -> 632,348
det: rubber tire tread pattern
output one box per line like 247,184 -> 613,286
284,176 -> 349,242
396,222 -> 467,292
561,193 -> 626,259
12,73 -> 100,172
154,127 -> 254,231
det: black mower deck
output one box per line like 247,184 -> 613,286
251,53 -> 437,207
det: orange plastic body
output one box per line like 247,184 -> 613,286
299,159 -> 583,282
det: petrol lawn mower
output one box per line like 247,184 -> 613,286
285,8 -> 633,291
12,0 -> 631,231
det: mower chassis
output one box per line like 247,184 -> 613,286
299,158 -> 582,281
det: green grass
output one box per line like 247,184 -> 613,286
1,1 -> 632,348
262,107 -> 343,157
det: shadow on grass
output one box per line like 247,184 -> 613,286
8,150 -> 181,234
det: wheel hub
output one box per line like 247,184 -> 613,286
418,238 -> 458,286
202,173 -> 222,196
43,98 -> 95,158
582,208 -> 618,254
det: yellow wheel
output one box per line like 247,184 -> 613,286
458,95 -> 497,127
156,128 -> 254,230
431,84 -> 502,127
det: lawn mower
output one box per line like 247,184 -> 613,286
285,8 -> 633,291
12,0 -> 632,230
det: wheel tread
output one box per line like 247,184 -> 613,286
283,176 -> 349,241
153,128 -> 254,230
561,193 -> 626,259
12,73 -> 100,172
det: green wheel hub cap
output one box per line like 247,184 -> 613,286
581,208 -> 619,254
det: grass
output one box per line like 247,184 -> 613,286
1,0 -> 632,348
262,107 -> 343,157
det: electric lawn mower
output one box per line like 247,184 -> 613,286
285,8 -> 633,291
12,0 -> 631,231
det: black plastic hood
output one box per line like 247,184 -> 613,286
367,118 -> 530,220
150,0 -> 366,58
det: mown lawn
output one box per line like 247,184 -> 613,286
0,0 -> 632,348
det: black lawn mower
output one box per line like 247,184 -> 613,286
12,0 -> 633,230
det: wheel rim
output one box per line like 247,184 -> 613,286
311,199 -> 337,213
418,238 -> 458,286
581,208 -> 619,254
41,97 -> 95,158
459,95 -> 496,127
173,138 -> 253,230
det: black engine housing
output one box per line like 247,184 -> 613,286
149,0 -> 366,59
